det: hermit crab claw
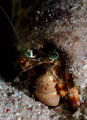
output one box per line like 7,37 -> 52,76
35,71 -> 60,106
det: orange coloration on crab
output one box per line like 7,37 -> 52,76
69,87 -> 80,108
19,53 -> 38,70
57,82 -> 68,97
19,58 -> 31,70
19,54 -> 29,70
65,73 -> 80,108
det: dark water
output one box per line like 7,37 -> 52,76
0,1 -> 20,80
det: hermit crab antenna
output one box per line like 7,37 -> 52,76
0,6 -> 21,44
21,61 -> 46,73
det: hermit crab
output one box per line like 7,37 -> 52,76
0,6 -> 80,109
19,43 -> 80,109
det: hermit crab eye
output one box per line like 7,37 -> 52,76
49,52 -> 59,61
24,49 -> 36,58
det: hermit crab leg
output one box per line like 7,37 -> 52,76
65,73 -> 80,108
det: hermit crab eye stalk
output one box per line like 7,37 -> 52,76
49,52 -> 59,61
24,49 -> 36,58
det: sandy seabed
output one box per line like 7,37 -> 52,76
0,76 -> 87,120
